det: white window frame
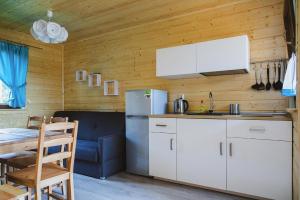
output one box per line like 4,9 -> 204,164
0,80 -> 9,105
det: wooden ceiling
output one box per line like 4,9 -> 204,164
0,0 -> 245,42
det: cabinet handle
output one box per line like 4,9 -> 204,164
229,143 -> 233,157
249,127 -> 266,133
156,124 -> 167,127
170,138 -> 173,151
219,142 -> 223,156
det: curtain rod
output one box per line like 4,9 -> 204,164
0,38 -> 43,50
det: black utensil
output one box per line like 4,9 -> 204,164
284,60 -> 288,80
281,60 -> 286,83
275,62 -> 283,90
272,63 -> 277,89
251,67 -> 259,90
258,67 -> 265,90
266,63 -> 271,90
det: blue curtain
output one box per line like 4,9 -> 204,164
0,41 -> 28,108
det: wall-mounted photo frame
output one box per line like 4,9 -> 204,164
75,70 -> 87,82
104,80 -> 119,96
88,73 -> 101,87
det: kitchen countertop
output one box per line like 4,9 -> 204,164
149,113 -> 292,121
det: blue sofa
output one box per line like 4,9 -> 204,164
53,111 -> 125,179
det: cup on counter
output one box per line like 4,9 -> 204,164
229,104 -> 240,115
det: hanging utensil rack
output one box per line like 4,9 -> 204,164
250,58 -> 289,91
250,58 -> 288,65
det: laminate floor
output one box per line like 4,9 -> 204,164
73,172 -> 252,200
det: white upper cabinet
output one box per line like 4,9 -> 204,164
156,35 -> 249,78
156,43 -> 197,78
196,35 -> 250,75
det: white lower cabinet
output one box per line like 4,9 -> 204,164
149,131 -> 176,180
177,119 -> 227,190
149,118 -> 292,200
227,138 -> 292,200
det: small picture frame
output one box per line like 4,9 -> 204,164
104,80 -> 119,96
75,70 -> 87,82
88,73 -> 101,87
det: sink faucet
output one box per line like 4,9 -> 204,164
209,91 -> 215,113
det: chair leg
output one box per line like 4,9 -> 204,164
2,164 -> 7,184
6,165 -> 9,173
35,187 -> 42,200
0,163 -> 3,185
62,180 -> 67,197
67,175 -> 74,200
27,187 -> 32,200
48,186 -> 53,200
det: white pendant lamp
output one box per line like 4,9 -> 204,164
31,10 -> 68,44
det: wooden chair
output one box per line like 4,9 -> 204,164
49,116 -> 69,196
0,184 -> 28,200
7,121 -> 79,200
0,152 -> 35,185
27,116 -> 46,130
0,116 -> 46,184
7,117 -> 69,197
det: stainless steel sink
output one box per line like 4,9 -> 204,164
239,112 -> 289,117
185,112 -> 229,116
185,112 -> 288,117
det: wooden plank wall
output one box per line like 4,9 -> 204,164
294,1 -> 300,199
0,28 -> 63,128
64,0 -> 288,112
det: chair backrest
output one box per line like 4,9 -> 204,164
50,117 -> 69,123
27,116 -> 46,130
35,121 -> 79,184
49,117 -> 69,134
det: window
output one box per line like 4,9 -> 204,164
0,41 -> 28,108
0,80 -> 10,105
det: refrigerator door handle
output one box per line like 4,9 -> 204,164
156,124 -> 167,127
126,115 -> 148,119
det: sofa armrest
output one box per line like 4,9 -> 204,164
97,134 -> 125,162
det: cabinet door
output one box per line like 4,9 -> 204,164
227,138 -> 292,200
196,35 -> 249,74
156,43 -> 197,77
149,132 -> 176,180
177,119 -> 227,190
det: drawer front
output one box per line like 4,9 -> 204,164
227,120 -> 292,141
149,118 -> 177,133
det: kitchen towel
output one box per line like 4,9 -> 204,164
282,53 -> 297,96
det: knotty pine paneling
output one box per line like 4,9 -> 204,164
0,0 -> 252,41
64,0 -> 288,112
0,28 -> 63,128
294,1 -> 300,199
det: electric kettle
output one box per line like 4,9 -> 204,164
173,95 -> 189,114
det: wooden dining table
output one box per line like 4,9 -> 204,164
0,190 -> 18,200
0,184 -> 28,200
0,128 -> 69,154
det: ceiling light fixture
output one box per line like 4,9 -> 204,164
30,10 -> 68,44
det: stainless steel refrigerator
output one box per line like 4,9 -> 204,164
125,89 -> 168,176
